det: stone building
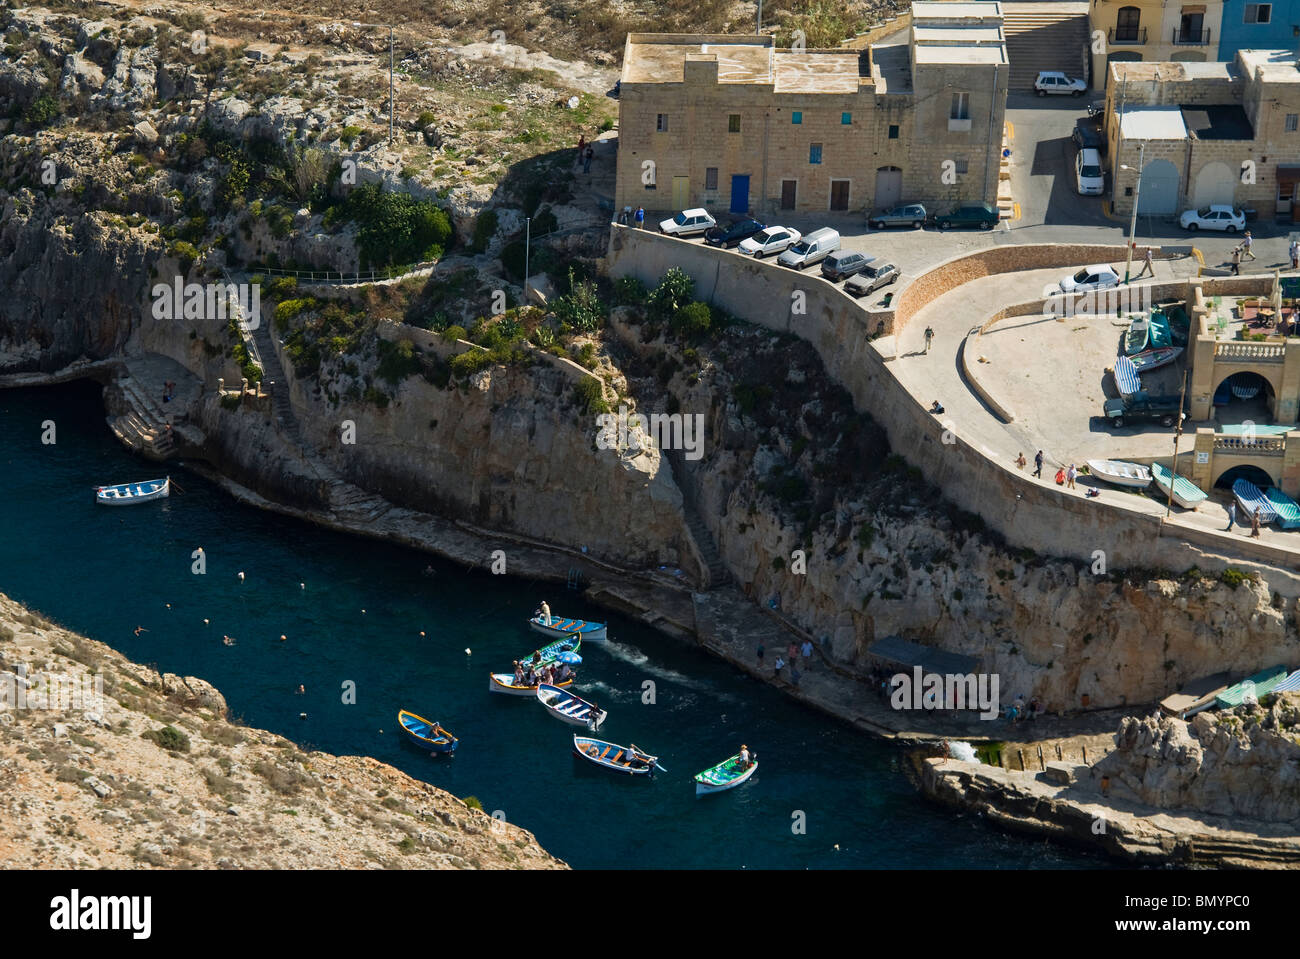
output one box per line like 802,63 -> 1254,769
614,2 -> 1009,218
1103,50 -> 1300,217
1089,0 -> 1226,85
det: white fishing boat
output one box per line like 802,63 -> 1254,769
1150,462 -> 1208,509
536,683 -> 606,730
95,476 -> 169,505
693,753 -> 758,796
1085,459 -> 1152,489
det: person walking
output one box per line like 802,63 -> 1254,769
1226,501 -> 1237,531
1232,245 -> 1241,275
774,655 -> 785,679
923,326 -> 934,354
800,639 -> 813,672
1242,230 -> 1256,260
634,206 -> 645,230
1033,450 -> 1044,478
1251,508 -> 1262,538
583,145 -> 594,174
1135,246 -> 1154,279
1066,463 -> 1077,490
576,134 -> 585,164
1290,238 -> 1299,271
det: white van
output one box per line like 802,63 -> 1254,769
777,227 -> 841,270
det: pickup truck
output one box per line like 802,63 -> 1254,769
1103,391 -> 1184,428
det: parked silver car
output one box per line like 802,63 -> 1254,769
845,261 -> 900,298
867,204 -> 927,230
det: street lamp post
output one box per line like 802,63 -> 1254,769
1122,141 -> 1146,284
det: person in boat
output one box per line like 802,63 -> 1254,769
739,745 -> 751,767
556,662 -> 572,683
522,664 -> 535,686
513,660 -> 524,684
540,601 -> 552,626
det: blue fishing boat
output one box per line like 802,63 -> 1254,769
96,476 -> 169,505
1233,478 -> 1278,524
572,734 -> 662,776
397,709 -> 458,754
529,613 -> 607,642
524,635 -> 582,666
537,683 -> 606,729
1264,487 -> 1300,529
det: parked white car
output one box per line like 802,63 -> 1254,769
738,226 -> 801,258
1035,71 -> 1086,96
1075,147 -> 1104,196
1179,205 -> 1245,233
1058,264 -> 1121,294
659,208 -> 716,237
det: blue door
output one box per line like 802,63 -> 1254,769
730,175 -> 750,214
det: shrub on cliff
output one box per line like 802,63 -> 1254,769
1220,567 -> 1247,590
22,92 -> 61,129
672,301 -> 712,339
552,268 -> 605,334
613,276 -> 647,307
339,183 -> 454,269
142,725 -> 191,753
441,325 -> 467,343
575,376 -> 608,415
274,297 -> 315,332
648,268 -> 694,322
376,337 -> 422,385
449,349 -> 492,379
470,208 -> 499,253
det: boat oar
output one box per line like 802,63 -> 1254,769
631,744 -> 666,773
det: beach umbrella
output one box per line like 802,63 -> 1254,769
1272,269 -> 1282,314
554,650 -> 582,665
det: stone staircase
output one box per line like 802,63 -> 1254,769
661,443 -> 729,590
1184,836 -> 1300,867
109,375 -> 176,460
1001,4 -> 1091,91
249,310 -> 395,525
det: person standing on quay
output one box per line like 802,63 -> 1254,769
801,639 -> 813,672
774,655 -> 785,680
1066,463 -> 1077,490
634,206 -> 645,230
1033,450 -> 1044,479
1242,230 -> 1256,260
1251,508 -> 1262,538
1232,246 -> 1241,275
1226,501 -> 1237,531
1290,238 -> 1299,271
1135,246 -> 1154,279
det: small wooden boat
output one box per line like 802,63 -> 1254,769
1085,459 -> 1152,488
96,476 -> 169,505
1233,478 -> 1278,524
1129,346 -> 1183,373
488,672 -> 575,696
536,683 -> 606,729
693,753 -> 758,796
1264,487 -> 1300,529
397,709 -> 458,754
1122,315 -> 1149,356
520,635 -> 582,669
1150,462 -> 1208,509
572,734 -> 661,776
529,613 -> 606,642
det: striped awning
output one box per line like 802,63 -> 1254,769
1114,354 -> 1141,397
1275,669 -> 1300,693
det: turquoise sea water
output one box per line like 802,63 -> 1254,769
0,381 -> 1104,869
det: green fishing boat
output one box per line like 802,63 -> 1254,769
694,752 -> 758,796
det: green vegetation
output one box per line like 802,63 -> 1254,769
376,337 -> 422,386
672,301 -> 712,338
462,795 -> 484,811
613,276 -> 647,306
334,183 -> 454,270
22,92 -> 61,128
1220,567 -> 1247,590
575,376 -> 608,415
142,725 -> 191,753
552,268 -> 605,334
648,268 -> 694,322
470,208 -> 499,254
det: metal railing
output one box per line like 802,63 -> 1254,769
1173,28 -> 1211,45
250,260 -> 439,286
1108,26 -> 1147,44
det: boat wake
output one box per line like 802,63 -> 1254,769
602,642 -> 714,692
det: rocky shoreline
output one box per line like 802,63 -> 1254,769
0,590 -> 564,869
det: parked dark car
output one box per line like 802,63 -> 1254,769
704,217 -> 766,248
936,204 -> 999,230
1103,391 -> 1184,428
845,261 -> 900,297
1072,118 -> 1105,154
820,250 -> 871,282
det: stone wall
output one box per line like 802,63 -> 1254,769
606,224 -> 1300,596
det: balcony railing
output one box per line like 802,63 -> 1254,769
1214,341 -> 1286,361
1108,26 -> 1147,44
1173,28 -> 1211,45
1213,436 -> 1285,455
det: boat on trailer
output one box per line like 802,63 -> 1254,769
1150,462 -> 1208,509
572,734 -> 661,776
96,476 -> 169,505
529,613 -> 607,642
397,709 -> 458,754
536,683 -> 606,729
693,753 -> 758,796
1233,478 -> 1278,524
1085,459 -> 1152,489
488,673 -> 576,696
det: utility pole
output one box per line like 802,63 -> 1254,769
1124,141 -> 1145,283
756,0 -> 763,34
1163,366 -> 1190,523
524,217 -> 531,296
389,27 -> 395,146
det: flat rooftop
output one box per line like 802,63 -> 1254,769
622,35 -> 865,89
914,43 -> 1007,64
912,1 -> 1003,19
1237,49 -> 1300,83
1119,104 -> 1187,140
873,41 -> 914,94
1181,104 -> 1253,140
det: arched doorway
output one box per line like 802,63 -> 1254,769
1214,464 -> 1278,490
1193,162 -> 1235,208
874,166 -> 903,209
1214,372 -> 1276,422
1138,158 -> 1180,215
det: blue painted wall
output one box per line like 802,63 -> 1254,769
1218,0 -> 1300,60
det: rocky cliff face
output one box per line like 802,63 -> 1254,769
0,591 -> 563,868
1100,702 -> 1300,823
